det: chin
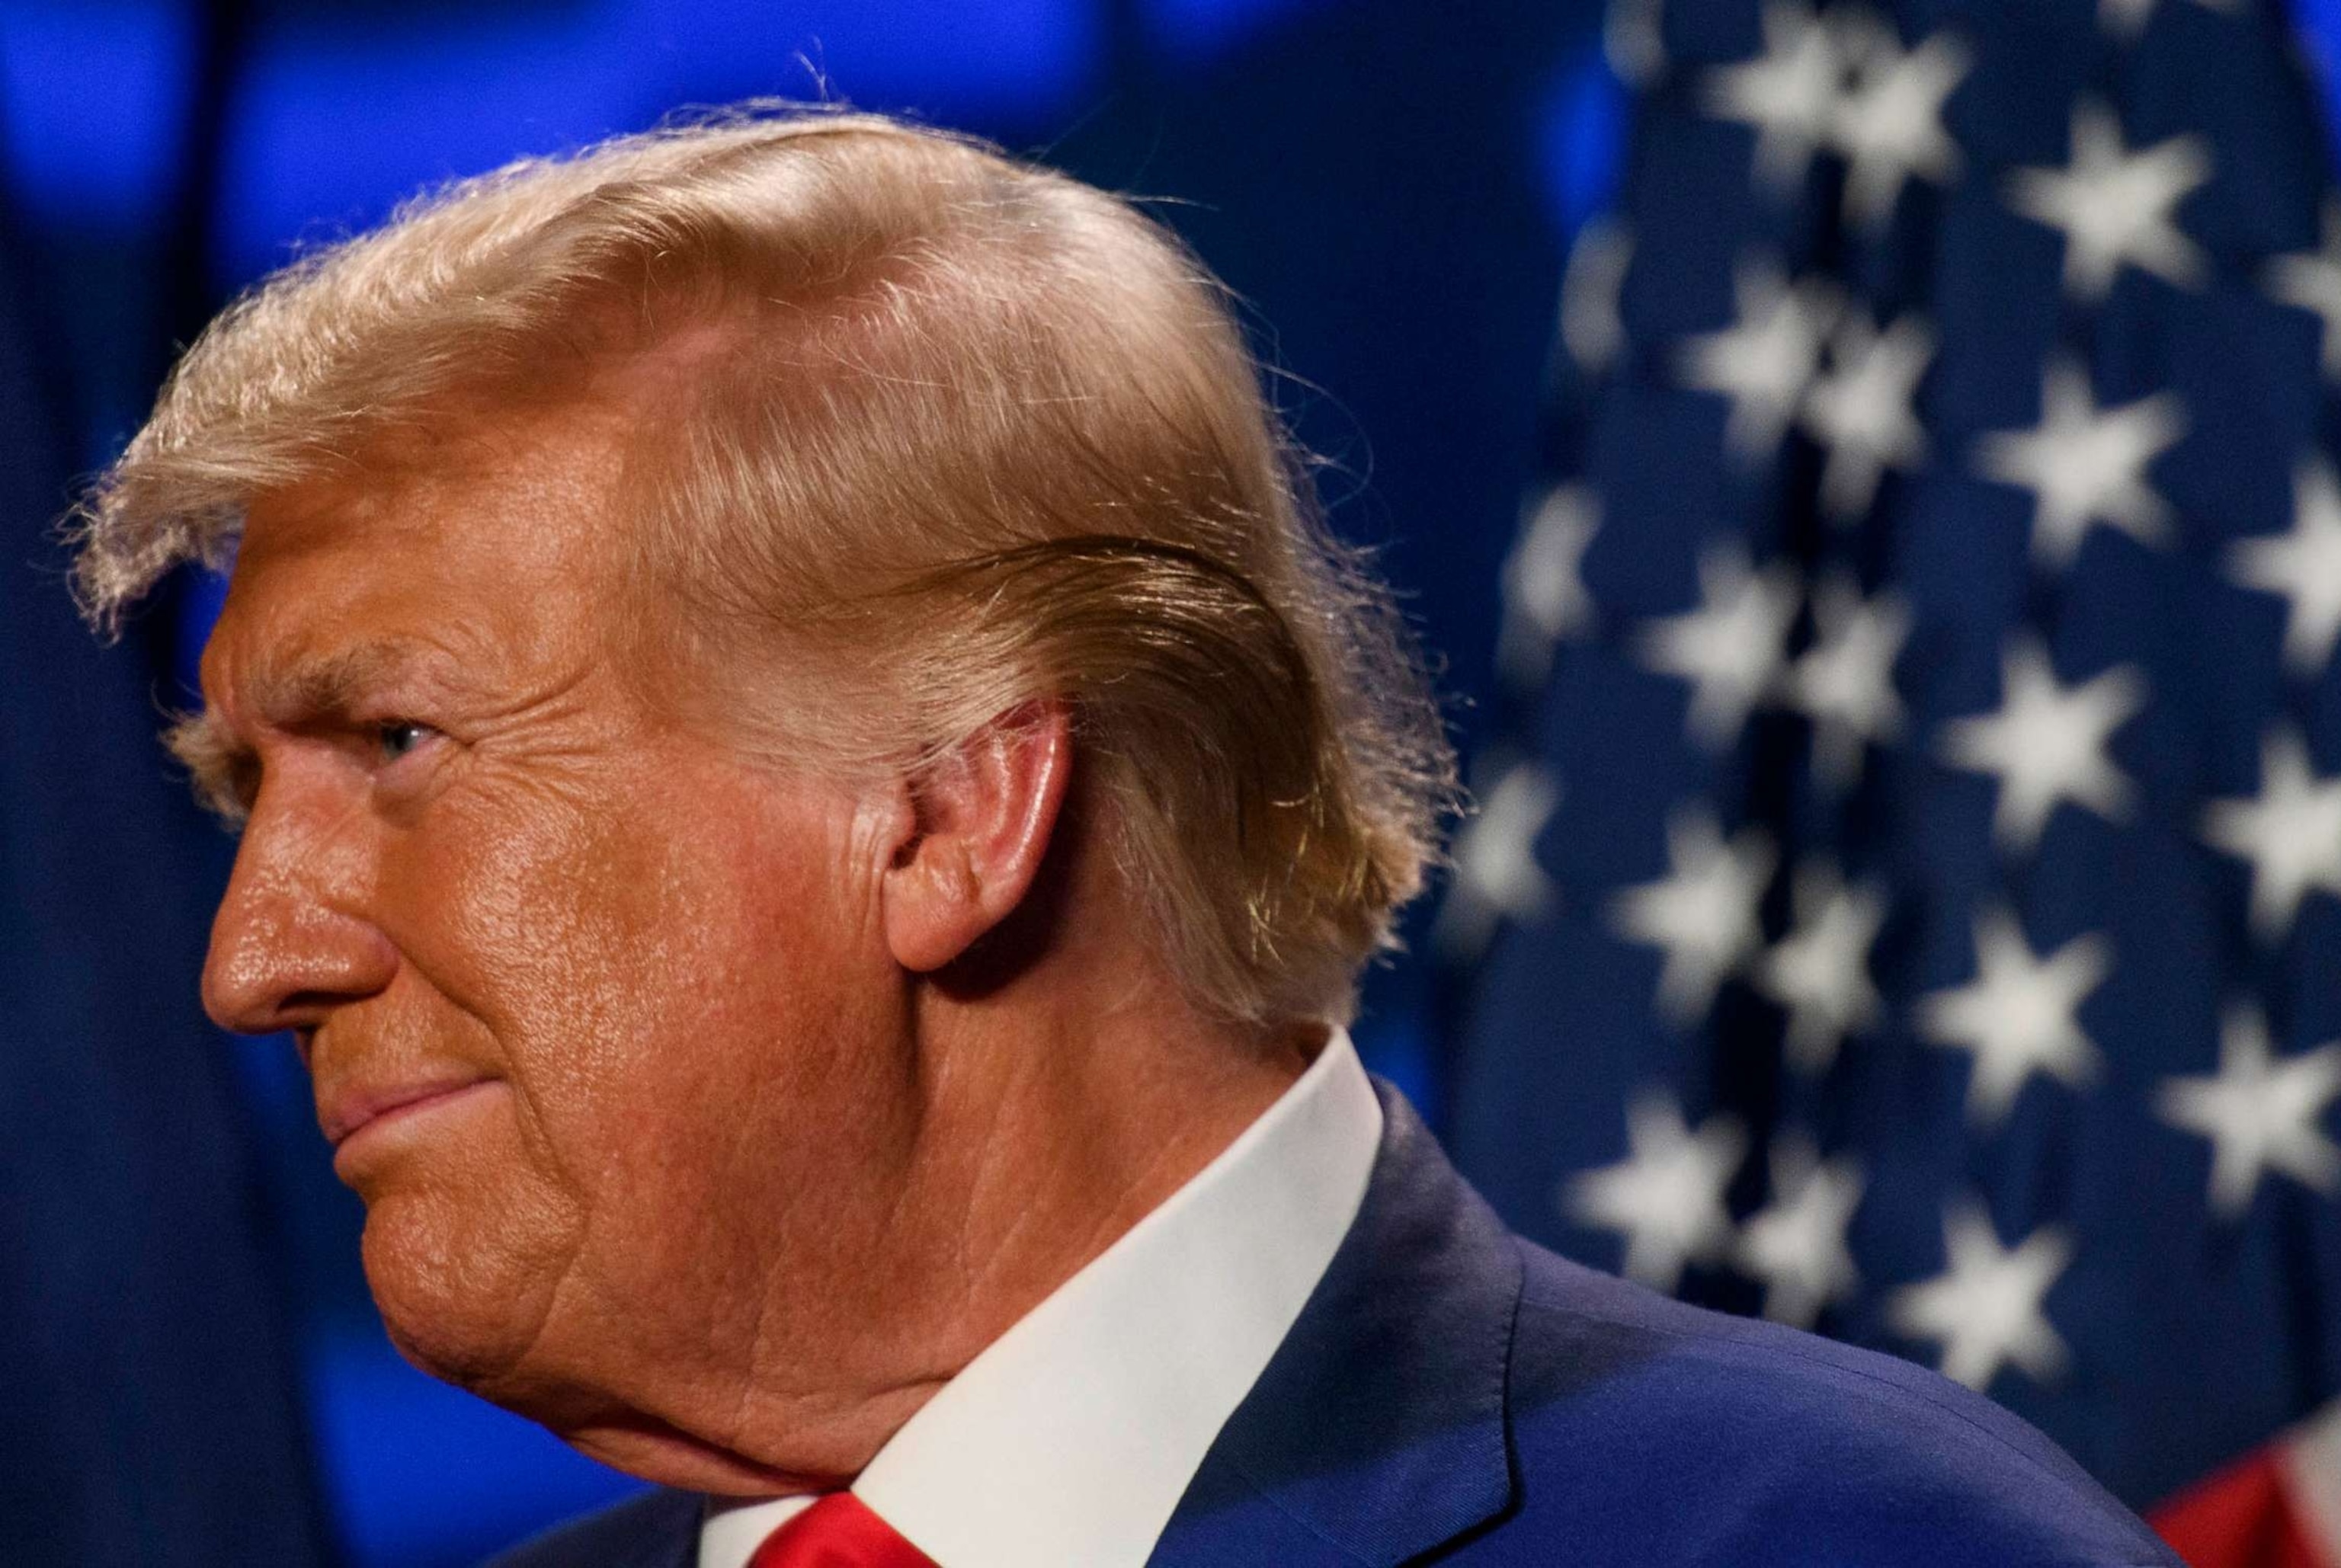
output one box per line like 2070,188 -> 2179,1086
365,1202 -> 837,1493
357,1170 -> 581,1400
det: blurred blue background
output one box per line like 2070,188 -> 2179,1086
0,2 -> 1592,1561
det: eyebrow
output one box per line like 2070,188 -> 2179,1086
171,638 -> 451,822
245,638 -> 444,725
164,709 -> 258,825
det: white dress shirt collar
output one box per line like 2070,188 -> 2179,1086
698,1028 -> 1385,1568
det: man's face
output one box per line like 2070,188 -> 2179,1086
197,409 -> 924,1475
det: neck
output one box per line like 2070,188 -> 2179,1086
558,966 -> 1320,1494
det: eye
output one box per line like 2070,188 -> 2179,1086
376,720 -> 437,763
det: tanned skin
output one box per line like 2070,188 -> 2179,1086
193,401 -> 1311,1496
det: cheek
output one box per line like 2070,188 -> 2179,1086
389,760 -> 901,1258
375,763 -> 833,1137
361,750 -> 914,1399
575,779 -> 888,1109
583,789 -> 903,1214
565,794 -> 932,1376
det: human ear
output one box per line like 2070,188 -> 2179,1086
879,700 -> 1072,974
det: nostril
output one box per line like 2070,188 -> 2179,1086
278,990 -> 359,1032
201,946 -> 393,1036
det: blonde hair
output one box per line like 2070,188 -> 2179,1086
69,104 -> 1456,1027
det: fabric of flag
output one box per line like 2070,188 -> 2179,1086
1446,0 -> 2341,1547
0,200 -> 334,1560
2150,1397 -> 2341,1568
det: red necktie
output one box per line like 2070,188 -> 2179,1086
746,1493 -> 939,1568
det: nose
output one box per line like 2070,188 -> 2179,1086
201,797 -> 399,1035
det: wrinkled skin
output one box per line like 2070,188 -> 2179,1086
194,405 -> 1308,1493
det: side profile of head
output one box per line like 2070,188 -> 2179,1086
71,106 -> 1453,1491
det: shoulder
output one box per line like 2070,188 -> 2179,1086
482,1486 -> 699,1568
1480,1239 -> 2179,1567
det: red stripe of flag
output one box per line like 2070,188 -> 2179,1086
2154,1403 -> 2341,1568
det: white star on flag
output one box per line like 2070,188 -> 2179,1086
1680,262 -> 1841,464
1566,1093 -> 1748,1294
2099,0 -> 2243,39
1828,26 -> 1968,230
2157,1006 -> 2341,1218
1757,859 -> 1886,1074
2227,459 -> 2341,680
1783,577 -> 1910,788
2003,101 -> 2211,300
1635,546 -> 1802,750
1605,0 -> 1667,87
1435,760 -> 1560,960
1702,1 -> 1846,196
2266,200 -> 2341,381
1801,312 -> 1933,521
1611,809 -> 1778,1023
1560,218 -> 1634,377
1737,1135 -> 1865,1328
1974,359 -> 2185,571
2202,728 -> 2341,941
1496,485 -> 1600,691
1890,1205 -> 2073,1390
1936,639 -> 2146,855
1918,908 -> 2109,1126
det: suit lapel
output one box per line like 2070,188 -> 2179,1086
642,1494 -> 702,1568
590,1488 -> 700,1568
488,1486 -> 701,1568
1148,1083 -> 1520,1568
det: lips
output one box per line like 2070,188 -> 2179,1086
322,1075 -> 492,1148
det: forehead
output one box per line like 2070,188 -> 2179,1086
203,408 -> 634,705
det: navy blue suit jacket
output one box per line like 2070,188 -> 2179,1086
492,1083 -> 2179,1566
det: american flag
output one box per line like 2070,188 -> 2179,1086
1444,1 -> 2341,1557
